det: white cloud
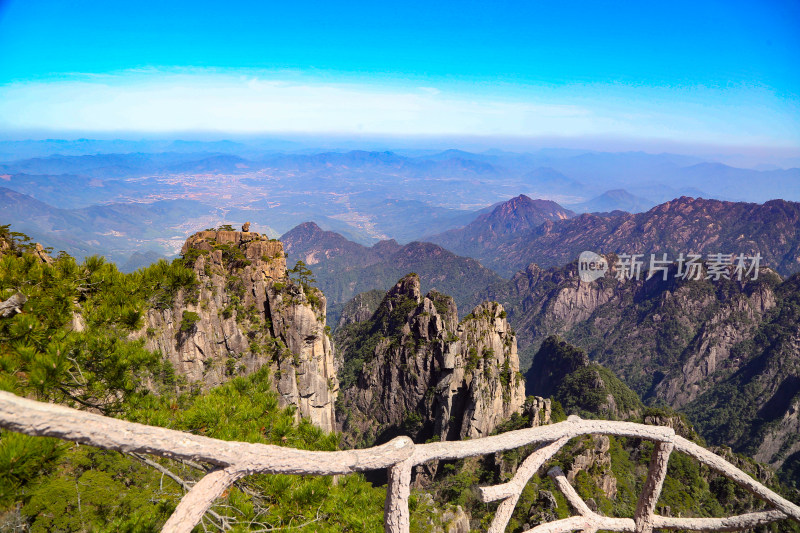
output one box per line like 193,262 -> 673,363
0,69 -> 797,147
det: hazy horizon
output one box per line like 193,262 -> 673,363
1,133 -> 799,170
1,1 -> 798,159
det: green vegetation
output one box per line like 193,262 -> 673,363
555,365 -> 644,420
335,319 -> 386,389
179,310 -> 200,333
288,260 -> 324,312
0,228 -> 442,531
0,224 -> 47,256
0,247 -> 191,411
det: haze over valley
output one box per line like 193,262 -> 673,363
3,139 -> 800,269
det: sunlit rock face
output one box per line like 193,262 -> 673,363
135,230 -> 338,432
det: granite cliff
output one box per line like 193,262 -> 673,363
335,273 -> 525,446
484,258 -> 800,484
134,229 -> 338,432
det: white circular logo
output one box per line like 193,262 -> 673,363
578,251 -> 608,282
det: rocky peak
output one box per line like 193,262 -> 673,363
525,336 -> 589,399
385,273 -> 422,305
137,229 -> 338,432
493,194 -> 573,221
280,221 -> 326,245
336,276 -> 524,446
181,229 -> 286,280
456,194 -> 574,239
281,222 -> 377,267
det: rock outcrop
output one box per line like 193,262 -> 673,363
0,292 -> 27,318
32,243 -> 54,264
135,229 -> 338,432
565,435 -> 617,499
336,273 -> 525,446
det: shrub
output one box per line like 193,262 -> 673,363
180,311 -> 201,333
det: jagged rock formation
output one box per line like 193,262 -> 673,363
502,260 -> 799,483
32,243 -> 53,264
336,273 -> 525,446
280,221 -> 504,326
565,435 -> 617,499
134,229 -> 338,432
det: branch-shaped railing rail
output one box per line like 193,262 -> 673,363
1,391 -> 798,533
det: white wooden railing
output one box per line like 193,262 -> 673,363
1,391 -> 798,532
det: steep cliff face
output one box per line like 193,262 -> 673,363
492,258 -> 800,483
438,300 -> 526,440
654,282 -> 777,406
336,274 -> 525,446
488,258 -> 782,397
135,230 -> 338,432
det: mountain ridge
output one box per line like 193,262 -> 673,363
434,195 -> 800,277
280,221 -> 503,325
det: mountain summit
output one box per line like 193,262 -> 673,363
478,194 -> 575,235
427,194 -> 574,274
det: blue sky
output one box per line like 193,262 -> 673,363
0,0 -> 798,149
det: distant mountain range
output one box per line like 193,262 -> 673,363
0,187 -> 206,264
282,193 -> 800,330
2,144 -> 799,278
435,195 -> 800,277
280,222 -> 503,325
566,188 -> 655,214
